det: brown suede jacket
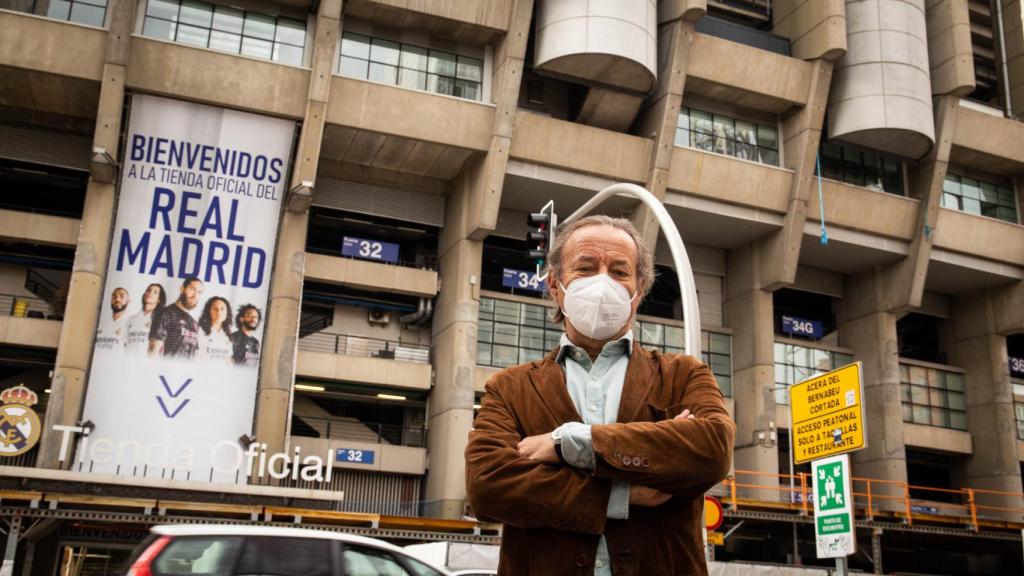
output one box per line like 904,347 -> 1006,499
465,344 -> 735,576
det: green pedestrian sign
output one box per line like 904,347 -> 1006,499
813,454 -> 856,558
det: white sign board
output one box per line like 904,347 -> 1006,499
76,94 -> 295,483
813,454 -> 856,558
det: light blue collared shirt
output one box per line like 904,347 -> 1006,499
554,331 -> 633,576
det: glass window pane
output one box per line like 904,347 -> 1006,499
735,121 -> 756,145
821,143 -> 843,180
757,125 -> 778,150
691,110 -> 713,134
243,12 -> 275,41
493,300 -> 518,324
273,42 -> 304,65
520,326 -> 545,350
998,187 -> 1017,207
342,546 -> 412,576
674,127 -> 690,148
735,143 -> 756,162
931,407 -> 949,427
910,385 -> 928,404
677,110 -> 689,130
929,388 -> 945,407
520,304 -> 547,328
478,298 -> 494,321
146,0 -> 179,21
663,326 -> 684,349
774,342 -> 787,363
401,45 -> 428,71
899,363 -> 909,382
962,197 -> 981,214
833,353 -> 854,367
900,383 -> 911,403
178,0 -> 211,27
455,79 -> 480,100
429,51 -> 456,76
694,132 -> 713,151
209,30 -> 241,53
945,372 -> 964,391
759,148 -> 779,166
961,178 -> 981,200
947,392 -> 966,411
427,74 -> 454,96
519,347 -> 545,364
339,56 -> 369,78
980,182 -> 1000,204
997,206 -> 1018,223
476,346 -> 492,366
477,322 -> 493,344
942,175 -> 960,195
713,115 -> 735,140
143,17 -> 177,40
457,56 -> 482,81
341,32 -> 371,59
641,322 -> 663,346
212,6 -> 243,33
370,38 -> 400,65
544,331 -> 561,351
902,403 -> 913,422
276,18 -> 306,46
882,158 -> 904,194
949,411 -> 967,430
843,147 -> 864,186
493,323 -> 518,346
492,345 -> 518,368
176,23 -> 209,47
70,2 -> 105,26
912,405 -> 930,424
710,332 -> 730,354
717,375 -> 732,397
369,62 -> 398,84
155,537 -> 241,576
710,353 -> 730,376
240,36 -> 272,59
942,193 -> 961,210
713,137 -> 734,157
909,365 -> 928,385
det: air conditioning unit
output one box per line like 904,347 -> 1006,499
368,309 -> 391,325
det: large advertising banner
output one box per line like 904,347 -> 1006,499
75,94 -> 295,483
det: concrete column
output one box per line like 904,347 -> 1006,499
630,17 -> 695,247
253,0 -> 340,458
36,0 -> 138,468
422,0 -> 533,519
998,0 -> 1024,117
838,270 -> 906,509
947,289 -> 1023,519
724,243 -> 779,498
758,59 -> 834,290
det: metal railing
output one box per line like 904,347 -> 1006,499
292,416 -> 426,448
712,469 -> 1024,529
297,332 -> 430,364
0,293 -> 58,319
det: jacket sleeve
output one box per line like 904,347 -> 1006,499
465,378 -> 613,534
589,360 -> 735,496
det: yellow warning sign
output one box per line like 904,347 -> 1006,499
708,531 -> 725,546
790,362 -> 866,465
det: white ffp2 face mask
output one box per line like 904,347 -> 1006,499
560,273 -> 638,341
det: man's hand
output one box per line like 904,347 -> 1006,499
675,408 -> 695,421
630,484 -> 671,507
517,432 -> 560,463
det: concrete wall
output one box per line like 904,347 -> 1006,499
0,316 -> 62,348
772,0 -> 848,61
327,304 -> 432,346
924,0 -> 974,96
0,210 -> 79,248
903,422 -> 973,453
292,436 -> 427,474
668,147 -> 793,213
295,350 -> 433,390
305,253 -> 440,297
0,11 -> 105,80
807,180 -> 920,240
933,208 -> 1024,264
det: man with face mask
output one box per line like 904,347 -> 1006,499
466,216 -> 734,576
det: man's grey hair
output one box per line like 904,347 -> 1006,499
546,215 -> 655,323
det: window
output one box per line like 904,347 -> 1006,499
142,0 -> 306,66
234,537 -> 330,576
634,320 -> 733,397
675,107 -> 779,166
152,537 -> 241,576
342,545 -> 413,576
941,174 -> 1019,224
774,343 -> 854,405
45,0 -> 107,27
899,363 -> 967,431
1013,379 -> 1024,440
339,32 -> 483,101
476,297 -> 733,395
817,142 -> 904,195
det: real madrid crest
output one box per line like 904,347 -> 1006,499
0,384 -> 41,457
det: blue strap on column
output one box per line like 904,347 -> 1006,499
816,152 -> 829,245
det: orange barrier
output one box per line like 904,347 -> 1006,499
717,469 -> 1024,530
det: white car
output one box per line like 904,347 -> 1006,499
126,525 -> 452,576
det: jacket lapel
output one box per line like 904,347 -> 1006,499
528,349 -> 583,426
615,344 -> 658,423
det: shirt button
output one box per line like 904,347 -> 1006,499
577,460 -> 587,468
621,456 -> 632,466
575,554 -> 588,567
590,375 -> 598,381
632,456 -> 642,466
595,560 -> 605,568
589,404 -> 598,412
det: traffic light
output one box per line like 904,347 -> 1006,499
526,200 -> 556,280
